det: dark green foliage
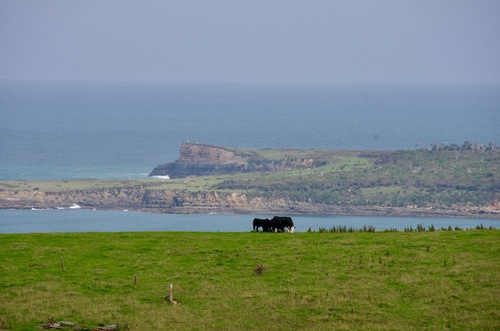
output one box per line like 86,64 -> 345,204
312,224 -> 494,233
214,148 -> 500,210
317,225 -> 377,233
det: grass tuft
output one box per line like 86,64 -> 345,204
254,264 -> 265,276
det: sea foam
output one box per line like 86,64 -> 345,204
151,175 -> 170,180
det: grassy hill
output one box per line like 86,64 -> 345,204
0,230 -> 498,330
215,148 -> 499,209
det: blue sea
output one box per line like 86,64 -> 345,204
1,80 -> 499,232
2,80 -> 499,181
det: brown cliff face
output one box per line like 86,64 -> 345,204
0,187 -> 308,214
2,188 -> 491,218
177,143 -> 247,164
0,188 -> 144,210
149,143 -> 250,178
149,142 -> 322,178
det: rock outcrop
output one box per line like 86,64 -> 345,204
149,142 -> 324,178
2,188 -> 496,218
0,187 -> 318,214
149,143 -> 249,178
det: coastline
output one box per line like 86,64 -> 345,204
1,144 -> 498,219
1,192 -> 498,219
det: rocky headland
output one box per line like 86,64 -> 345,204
149,142 -> 325,178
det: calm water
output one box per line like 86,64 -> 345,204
0,209 -> 497,234
1,80 -> 499,180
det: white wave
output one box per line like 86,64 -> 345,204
151,175 -> 170,180
69,203 -> 81,209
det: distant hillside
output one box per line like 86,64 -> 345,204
1,142 -> 499,218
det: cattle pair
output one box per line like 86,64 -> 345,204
253,216 -> 294,233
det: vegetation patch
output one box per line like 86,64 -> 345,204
1,145 -> 498,216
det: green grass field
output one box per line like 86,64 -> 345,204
1,230 -> 498,330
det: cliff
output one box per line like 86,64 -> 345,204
2,187 -> 496,218
149,142 -> 324,178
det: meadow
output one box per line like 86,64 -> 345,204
1,229 -> 498,330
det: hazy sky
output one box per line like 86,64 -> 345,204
1,0 -> 499,83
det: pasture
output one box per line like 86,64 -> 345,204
0,230 -> 498,330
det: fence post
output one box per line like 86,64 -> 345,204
59,256 -> 65,271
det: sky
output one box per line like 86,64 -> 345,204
1,0 -> 499,83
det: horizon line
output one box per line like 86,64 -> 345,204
1,78 -> 500,85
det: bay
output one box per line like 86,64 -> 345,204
0,209 -> 497,234
1,81 -> 499,233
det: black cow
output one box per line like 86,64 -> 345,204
253,218 -> 272,232
271,216 -> 294,232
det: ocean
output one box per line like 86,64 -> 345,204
1,80 -> 499,232
1,80 -> 499,181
